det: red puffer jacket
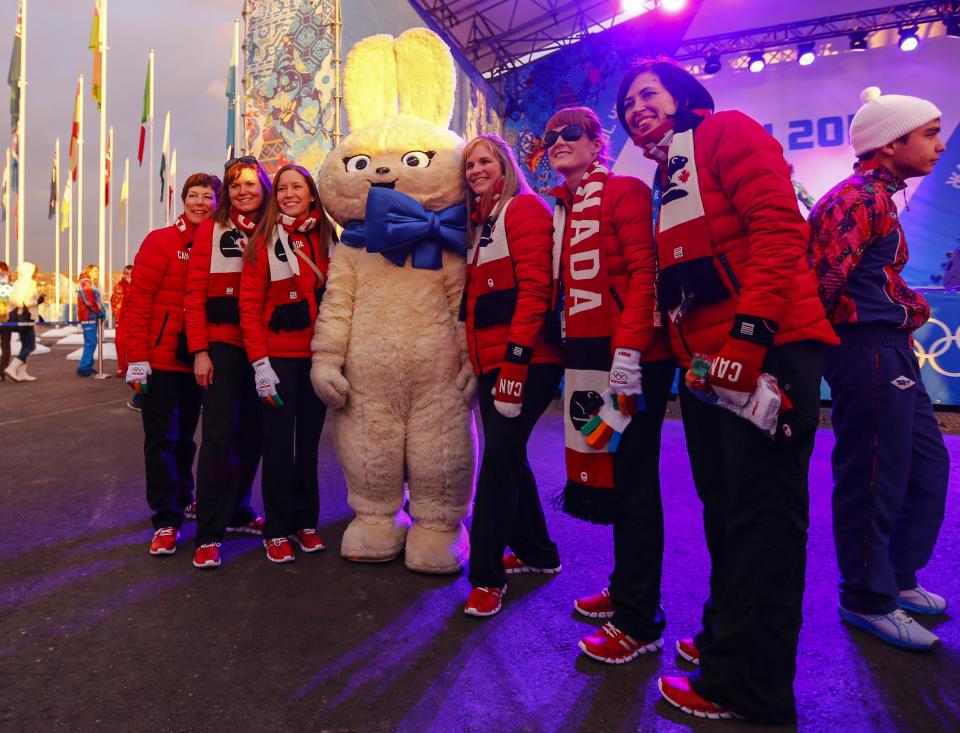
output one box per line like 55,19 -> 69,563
239,228 -> 329,361
464,193 -> 563,374
124,216 -> 195,373
551,173 -> 671,362
184,218 -> 247,353
662,111 -> 837,366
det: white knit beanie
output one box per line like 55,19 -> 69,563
850,86 -> 942,156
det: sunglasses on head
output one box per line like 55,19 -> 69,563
543,124 -> 586,148
224,155 -> 258,171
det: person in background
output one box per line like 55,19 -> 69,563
4,262 -> 43,382
808,87 -> 949,651
184,157 -> 271,556
77,265 -> 106,378
236,164 -> 332,567
0,262 -> 11,381
125,173 -> 222,556
458,133 -> 563,617
111,264 -> 134,378
789,164 -> 817,212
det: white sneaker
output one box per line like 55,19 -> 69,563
898,586 -> 948,615
839,606 -> 940,650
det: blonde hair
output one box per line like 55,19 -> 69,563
463,134 -> 532,240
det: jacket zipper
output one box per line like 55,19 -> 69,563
717,254 -> 741,294
155,312 -> 170,347
609,286 -> 624,312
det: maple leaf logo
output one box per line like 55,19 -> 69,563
678,169 -> 690,184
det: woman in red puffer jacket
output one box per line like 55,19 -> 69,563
615,58 -> 836,725
459,134 -> 564,619
239,164 -> 333,565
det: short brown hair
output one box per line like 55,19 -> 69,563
545,106 -> 609,162
181,173 -> 222,203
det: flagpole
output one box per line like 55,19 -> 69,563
123,156 -> 129,264
15,0 -> 26,266
54,137 -> 61,314
148,49 -> 154,232
67,182 -> 73,321
77,74 -> 84,278
233,19 -> 241,157
107,125 -> 113,295
2,149 -> 9,265
96,0 -> 108,294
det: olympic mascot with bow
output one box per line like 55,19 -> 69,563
310,28 -> 477,573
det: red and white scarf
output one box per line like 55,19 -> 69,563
269,210 -> 321,282
209,209 -> 257,279
553,159 -> 622,523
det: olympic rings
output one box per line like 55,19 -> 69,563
913,317 -> 960,378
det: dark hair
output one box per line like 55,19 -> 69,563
858,132 -> 911,161
212,160 -> 272,227
616,57 -> 715,135
0,261 -> 8,274
544,106 -> 610,163
245,164 -> 333,264
181,173 -> 222,203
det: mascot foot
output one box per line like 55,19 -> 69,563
341,512 -> 411,563
404,522 -> 469,575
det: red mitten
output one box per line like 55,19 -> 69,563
707,313 -> 778,407
493,343 -> 531,418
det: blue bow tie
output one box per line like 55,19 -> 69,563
341,186 -> 467,269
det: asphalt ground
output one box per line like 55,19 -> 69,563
1,344 -> 958,733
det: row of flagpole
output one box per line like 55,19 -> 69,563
3,0 -> 246,317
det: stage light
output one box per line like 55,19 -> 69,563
748,52 -> 765,73
704,50 -> 721,75
945,15 -> 960,38
898,26 -> 919,52
798,42 -> 815,66
621,0 -> 649,14
849,31 -> 868,51
660,0 -> 687,11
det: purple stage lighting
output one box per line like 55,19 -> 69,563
748,51 -> 766,73
899,26 -> 920,52
660,0 -> 687,11
798,42 -> 816,66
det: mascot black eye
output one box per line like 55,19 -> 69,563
344,155 -> 372,173
401,150 -> 434,168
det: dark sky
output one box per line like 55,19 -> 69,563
1,0 -> 238,275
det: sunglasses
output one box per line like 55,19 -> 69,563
543,124 -> 586,149
224,155 -> 258,171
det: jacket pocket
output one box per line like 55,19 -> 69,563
717,254 -> 741,294
473,289 -> 517,329
268,299 -> 312,334
205,296 -> 241,325
155,312 -> 170,347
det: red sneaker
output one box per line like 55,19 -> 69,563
291,529 -> 326,553
264,537 -> 295,563
676,638 -> 700,666
574,587 -> 614,619
658,676 -> 734,720
464,586 -> 506,617
183,502 -> 197,519
228,516 -> 265,535
192,543 -> 221,569
578,622 -> 663,664
149,527 -> 179,556
503,552 -> 561,575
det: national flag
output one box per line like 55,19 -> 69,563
0,152 -> 8,223
7,0 -> 22,134
89,1 -> 104,109
159,111 -> 170,202
49,143 -> 59,220
105,128 -> 112,206
226,27 -> 238,158
60,183 -> 71,233
10,141 -> 17,238
137,54 -> 153,166
118,167 -> 128,227
167,148 -> 177,218
69,79 -> 82,181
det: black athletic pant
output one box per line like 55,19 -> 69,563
609,360 -> 676,642
680,340 -> 823,725
142,368 -> 203,530
195,342 -> 262,546
469,363 -> 563,589
261,357 -> 327,539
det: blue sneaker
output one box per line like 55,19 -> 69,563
839,606 -> 940,650
898,586 -> 948,615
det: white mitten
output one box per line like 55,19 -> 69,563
253,357 -> 281,405
715,373 -> 782,435
310,360 -> 350,409
125,361 -> 152,394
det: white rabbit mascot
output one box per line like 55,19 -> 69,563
311,28 -> 477,574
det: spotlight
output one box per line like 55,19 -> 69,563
798,42 -> 815,66
748,51 -> 765,73
849,31 -> 868,51
898,26 -> 919,52
704,50 -> 721,75
660,0 -> 687,11
621,0 -> 649,13
946,15 -> 960,38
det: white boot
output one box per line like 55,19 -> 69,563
17,360 -> 36,382
3,357 -> 23,382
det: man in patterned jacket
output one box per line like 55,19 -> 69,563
809,86 -> 949,651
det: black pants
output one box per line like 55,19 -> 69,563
680,340 -> 823,725
469,363 -> 563,588
261,357 -> 327,539
195,342 -> 262,546
609,360 -> 676,642
142,368 -> 203,529
0,327 -> 10,374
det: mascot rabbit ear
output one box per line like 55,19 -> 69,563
394,28 -> 456,128
343,34 -> 399,131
